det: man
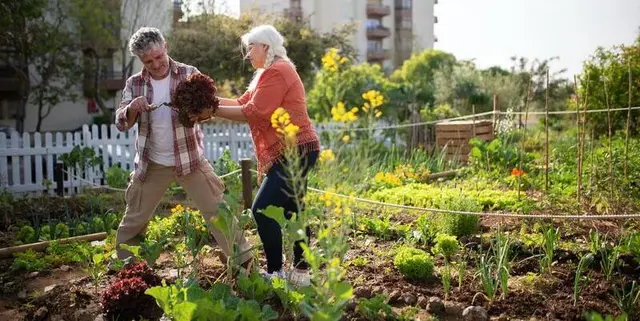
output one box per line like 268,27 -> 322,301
114,27 -> 252,270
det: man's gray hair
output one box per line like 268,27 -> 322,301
128,27 -> 165,57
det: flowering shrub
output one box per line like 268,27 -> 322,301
117,261 -> 161,287
101,277 -> 157,320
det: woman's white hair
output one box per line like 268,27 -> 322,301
241,25 -> 295,90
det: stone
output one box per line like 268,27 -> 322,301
462,306 -> 488,321
72,308 -> 94,321
93,315 -> 106,321
417,296 -> 428,308
387,290 -> 401,303
402,293 -> 417,305
44,284 -> 57,293
17,290 -> 27,299
354,286 -> 372,299
60,265 -> 71,272
427,296 -> 445,314
498,314 -> 510,321
33,306 -> 48,321
27,271 -> 39,278
445,302 -> 464,316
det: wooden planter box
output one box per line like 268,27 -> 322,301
435,120 -> 494,162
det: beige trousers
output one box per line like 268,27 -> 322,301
115,159 -> 252,264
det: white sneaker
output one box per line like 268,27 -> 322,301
288,268 -> 311,287
262,269 -> 286,280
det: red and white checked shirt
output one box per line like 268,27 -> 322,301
115,58 -> 204,182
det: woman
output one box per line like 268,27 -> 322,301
214,24 -> 320,286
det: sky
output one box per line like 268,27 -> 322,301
200,0 -> 640,78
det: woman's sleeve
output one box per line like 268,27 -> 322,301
241,69 -> 288,124
237,90 -> 252,105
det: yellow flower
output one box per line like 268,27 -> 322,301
330,101 -> 358,123
322,48 -> 344,72
342,135 -> 350,143
271,107 -> 299,143
320,149 -> 336,163
375,111 -> 382,118
171,204 -> 185,214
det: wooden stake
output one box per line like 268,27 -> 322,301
0,232 -> 107,259
625,58 -> 632,178
545,69 -> 550,194
54,162 -> 64,197
241,159 -> 253,210
573,75 -> 583,205
518,77 -> 532,200
603,74 -> 614,199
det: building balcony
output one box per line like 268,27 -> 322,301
367,49 -> 390,62
100,70 -> 125,92
367,26 -> 391,39
0,65 -> 27,94
367,4 -> 391,17
283,7 -> 303,21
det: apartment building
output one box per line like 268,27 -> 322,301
239,0 -> 437,71
0,0 -> 180,133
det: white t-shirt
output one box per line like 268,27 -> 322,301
148,75 -> 175,166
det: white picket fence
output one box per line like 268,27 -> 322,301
0,122 -> 363,197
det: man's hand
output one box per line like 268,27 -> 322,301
130,96 -> 152,113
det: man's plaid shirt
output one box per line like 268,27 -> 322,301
115,58 -> 204,182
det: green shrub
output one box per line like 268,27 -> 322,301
105,167 -> 130,189
16,224 -> 36,244
436,197 -> 480,237
431,234 -> 460,260
393,246 -> 434,281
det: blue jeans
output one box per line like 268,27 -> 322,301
251,150 -> 319,273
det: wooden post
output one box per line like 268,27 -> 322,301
492,94 -> 499,134
54,162 -> 64,197
471,105 -> 476,137
240,159 -> 253,210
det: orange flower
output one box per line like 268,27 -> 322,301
511,168 -> 525,177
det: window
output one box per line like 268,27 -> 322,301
395,0 -> 411,8
396,16 -> 412,29
366,19 -> 381,29
367,40 -> 383,51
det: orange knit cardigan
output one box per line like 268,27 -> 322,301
239,59 -> 320,181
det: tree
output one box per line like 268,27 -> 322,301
169,11 -> 356,91
578,40 -> 640,136
0,0 -> 82,132
389,50 -> 457,119
72,0 -> 168,123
